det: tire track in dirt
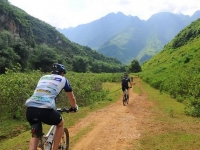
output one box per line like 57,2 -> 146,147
68,78 -> 153,150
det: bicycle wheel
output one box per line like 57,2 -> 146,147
126,94 -> 129,104
58,128 -> 69,150
37,137 -> 45,150
123,94 -> 127,106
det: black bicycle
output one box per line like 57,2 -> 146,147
37,108 -> 70,150
123,87 -> 131,106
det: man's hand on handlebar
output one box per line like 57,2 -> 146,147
69,104 -> 78,112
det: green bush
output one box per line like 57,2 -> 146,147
0,69 -> 122,120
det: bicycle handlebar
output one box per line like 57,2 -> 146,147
57,105 -> 79,113
57,107 -> 70,113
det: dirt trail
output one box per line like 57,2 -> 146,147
68,79 -> 153,150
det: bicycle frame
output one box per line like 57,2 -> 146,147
38,125 -> 56,150
37,107 -> 71,150
125,89 -> 128,95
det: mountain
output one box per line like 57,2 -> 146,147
139,18 -> 200,115
58,12 -> 142,49
0,0 -> 125,73
58,11 -> 200,64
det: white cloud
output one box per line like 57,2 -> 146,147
8,0 -> 200,29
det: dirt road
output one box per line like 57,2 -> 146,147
68,80 -> 153,150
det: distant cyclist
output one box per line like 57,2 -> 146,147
121,73 -> 132,98
25,63 -> 78,150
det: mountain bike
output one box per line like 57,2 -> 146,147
123,87 -> 131,106
36,108 -> 70,150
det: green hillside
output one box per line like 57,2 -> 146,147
0,0 -> 125,73
139,18 -> 200,116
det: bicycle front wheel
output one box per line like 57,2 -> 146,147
58,128 -> 69,150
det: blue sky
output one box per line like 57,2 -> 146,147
8,0 -> 200,29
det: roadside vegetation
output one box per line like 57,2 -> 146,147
0,68 -> 123,148
0,70 -> 122,150
133,78 -> 200,150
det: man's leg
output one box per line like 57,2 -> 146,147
29,137 -> 39,150
53,120 -> 64,150
122,87 -> 125,97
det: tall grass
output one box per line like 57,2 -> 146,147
134,78 -> 200,150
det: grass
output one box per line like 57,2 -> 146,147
69,123 -> 95,148
133,78 -> 200,150
0,82 -> 121,150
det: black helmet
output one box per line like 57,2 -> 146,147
52,63 -> 66,74
124,73 -> 128,77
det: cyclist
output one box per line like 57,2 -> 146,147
25,63 -> 78,150
121,73 -> 132,98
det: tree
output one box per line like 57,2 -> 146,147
0,31 -> 20,73
13,38 -> 33,70
0,47 -> 20,73
72,56 -> 90,72
128,59 -> 142,73
31,44 -> 58,72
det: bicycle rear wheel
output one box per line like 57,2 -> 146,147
123,95 -> 127,106
37,136 -> 46,150
58,128 -> 69,150
127,94 -> 129,104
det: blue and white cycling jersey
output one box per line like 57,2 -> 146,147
25,74 -> 72,109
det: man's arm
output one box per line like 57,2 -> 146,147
66,91 -> 77,108
129,79 -> 133,87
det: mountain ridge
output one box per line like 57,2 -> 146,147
58,11 -> 200,64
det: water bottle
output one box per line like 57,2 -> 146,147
46,133 -> 54,150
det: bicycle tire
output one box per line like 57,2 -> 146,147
123,94 -> 127,106
37,136 -> 45,150
127,94 -> 129,104
58,128 -> 69,150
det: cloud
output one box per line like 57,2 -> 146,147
8,0 -> 200,29
120,0 -> 131,5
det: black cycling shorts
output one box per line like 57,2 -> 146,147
122,86 -> 129,92
26,107 -> 62,126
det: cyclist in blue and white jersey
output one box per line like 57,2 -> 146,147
25,63 -> 78,150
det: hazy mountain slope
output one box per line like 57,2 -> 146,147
98,12 -> 198,64
98,22 -> 147,64
136,12 -> 191,63
58,11 -> 200,64
58,12 -> 141,49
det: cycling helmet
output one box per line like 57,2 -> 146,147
52,63 -> 66,74
124,73 -> 128,77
